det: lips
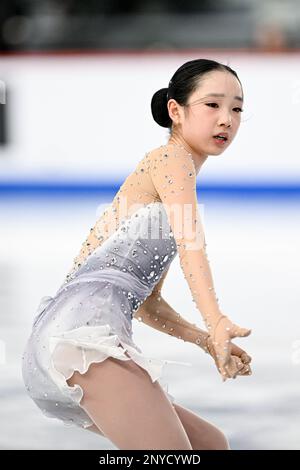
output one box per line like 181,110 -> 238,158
213,132 -> 229,141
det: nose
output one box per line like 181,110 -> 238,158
218,111 -> 232,128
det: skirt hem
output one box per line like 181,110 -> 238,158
47,324 -> 192,432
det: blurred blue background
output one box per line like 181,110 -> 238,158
0,0 -> 300,450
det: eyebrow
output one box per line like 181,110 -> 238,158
203,93 -> 244,102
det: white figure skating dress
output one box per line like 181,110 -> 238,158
22,143 -> 220,434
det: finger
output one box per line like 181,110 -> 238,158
229,347 -> 252,364
230,325 -> 252,339
226,356 -> 246,379
230,343 -> 244,357
224,362 -> 239,379
240,352 -> 252,364
239,367 -> 252,375
222,355 -> 244,379
237,364 -> 252,376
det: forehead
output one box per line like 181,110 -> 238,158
192,70 -> 243,99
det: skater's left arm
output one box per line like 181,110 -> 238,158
133,287 -> 210,352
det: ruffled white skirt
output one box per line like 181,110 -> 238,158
22,293 -> 192,436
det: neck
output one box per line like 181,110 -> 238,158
167,135 -> 208,175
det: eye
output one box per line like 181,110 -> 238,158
206,103 -> 219,108
206,103 -> 244,113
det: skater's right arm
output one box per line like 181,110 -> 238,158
134,291 -> 252,379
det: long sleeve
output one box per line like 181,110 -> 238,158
150,143 -> 223,332
134,264 -> 210,351
132,290 -> 252,379
133,289 -> 210,352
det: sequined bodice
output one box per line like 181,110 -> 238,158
58,202 -> 178,313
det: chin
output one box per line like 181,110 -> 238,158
209,148 -> 225,156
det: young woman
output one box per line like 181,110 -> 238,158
22,58 -> 252,450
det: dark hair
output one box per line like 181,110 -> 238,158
150,58 -> 243,132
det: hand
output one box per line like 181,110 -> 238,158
208,315 -> 252,381
230,342 -> 252,376
206,334 -> 252,380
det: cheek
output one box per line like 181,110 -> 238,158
186,112 -> 208,132
233,118 -> 241,132
183,118 -> 211,143
182,110 -> 214,140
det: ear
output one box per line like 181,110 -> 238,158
167,99 -> 182,126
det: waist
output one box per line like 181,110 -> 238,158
61,268 -> 153,300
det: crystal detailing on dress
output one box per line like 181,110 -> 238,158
63,143 -> 222,335
22,142 -> 229,432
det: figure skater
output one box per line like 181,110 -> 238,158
22,58 -> 252,450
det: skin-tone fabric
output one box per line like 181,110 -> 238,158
64,142 -> 252,380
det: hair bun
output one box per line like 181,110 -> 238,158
150,87 -> 172,128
